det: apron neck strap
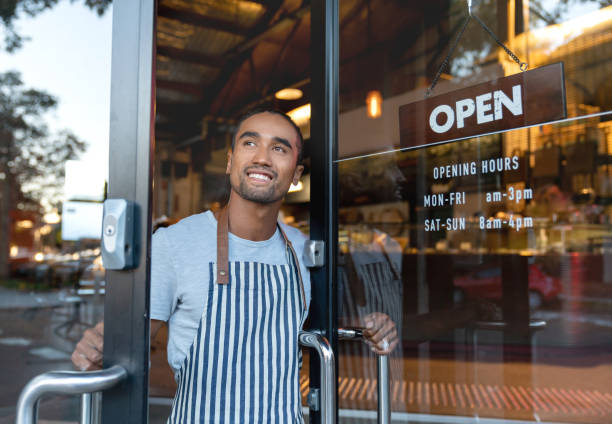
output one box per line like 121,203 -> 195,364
215,205 -> 306,310
216,206 -> 230,284
215,205 -> 293,285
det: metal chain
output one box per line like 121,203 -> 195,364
426,15 -> 471,98
472,13 -> 528,71
426,5 -> 528,98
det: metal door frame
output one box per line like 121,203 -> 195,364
103,0 -> 339,422
102,0 -> 156,422
309,1 -> 339,423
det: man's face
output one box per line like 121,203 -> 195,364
226,112 -> 304,204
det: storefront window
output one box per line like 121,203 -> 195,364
337,0 -> 612,422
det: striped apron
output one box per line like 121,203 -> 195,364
168,207 -> 307,423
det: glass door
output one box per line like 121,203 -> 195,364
332,0 -> 612,423
5,1 -> 155,422
0,1 -> 115,423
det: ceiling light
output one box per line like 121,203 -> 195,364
287,104 -> 311,127
275,88 -> 303,100
288,181 -> 304,193
366,90 -> 382,119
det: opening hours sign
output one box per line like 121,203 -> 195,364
399,63 -> 567,148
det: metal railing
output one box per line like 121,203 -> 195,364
299,330 -> 336,424
16,365 -> 127,424
338,327 -> 391,424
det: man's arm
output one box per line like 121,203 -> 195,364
71,319 -> 166,371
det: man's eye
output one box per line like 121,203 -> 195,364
273,145 -> 286,153
243,140 -> 255,147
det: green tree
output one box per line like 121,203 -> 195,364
0,71 -> 86,279
1,0 -> 111,51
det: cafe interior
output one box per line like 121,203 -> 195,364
149,0 -> 612,422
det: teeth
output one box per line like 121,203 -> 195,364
248,173 -> 271,181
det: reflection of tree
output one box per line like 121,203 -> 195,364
0,71 -> 86,278
0,0 -> 111,51
446,0 -> 611,76
529,0 -> 612,27
447,0 -> 497,78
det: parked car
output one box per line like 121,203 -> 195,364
454,264 -> 562,309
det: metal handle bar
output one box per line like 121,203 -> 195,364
338,327 -> 391,424
16,365 -> 127,424
299,331 -> 336,424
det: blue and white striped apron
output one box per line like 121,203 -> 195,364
168,208 -> 307,423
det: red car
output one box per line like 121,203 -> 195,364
454,264 -> 562,309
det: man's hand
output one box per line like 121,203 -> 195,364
71,321 -> 104,371
363,312 -> 398,355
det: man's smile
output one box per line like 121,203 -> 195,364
245,168 -> 276,184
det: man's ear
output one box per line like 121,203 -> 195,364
293,164 -> 304,185
225,150 -> 232,175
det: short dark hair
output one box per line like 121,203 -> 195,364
232,108 -> 304,164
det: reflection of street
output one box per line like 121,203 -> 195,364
0,287 -> 103,423
301,350 -> 612,423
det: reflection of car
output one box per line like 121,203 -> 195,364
10,250 -> 100,288
453,265 -> 562,309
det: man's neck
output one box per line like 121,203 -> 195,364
224,192 -> 281,241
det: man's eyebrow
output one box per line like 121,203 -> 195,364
273,136 -> 293,150
238,131 -> 260,140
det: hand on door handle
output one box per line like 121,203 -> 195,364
363,312 -> 398,355
72,321 -> 104,371
71,319 -> 165,371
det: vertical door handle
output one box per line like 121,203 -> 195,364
299,331 -> 336,424
16,365 -> 127,424
338,327 -> 391,424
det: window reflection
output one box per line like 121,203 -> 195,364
338,0 -> 612,422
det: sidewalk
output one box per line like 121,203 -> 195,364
0,286 -> 102,423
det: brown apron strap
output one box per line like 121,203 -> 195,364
216,206 -> 230,285
277,225 -> 307,311
216,208 -> 306,309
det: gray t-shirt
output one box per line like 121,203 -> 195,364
150,211 -> 311,376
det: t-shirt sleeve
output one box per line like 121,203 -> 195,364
150,229 -> 177,322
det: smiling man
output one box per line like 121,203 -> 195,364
72,109 -> 397,423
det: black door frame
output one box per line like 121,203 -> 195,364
309,1 -> 339,423
102,0 -> 156,422
102,0 -> 339,422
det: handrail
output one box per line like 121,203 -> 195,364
338,327 -> 390,424
299,331 -> 336,424
16,365 -> 127,424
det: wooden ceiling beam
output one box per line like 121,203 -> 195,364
157,45 -> 223,67
202,0 -> 307,116
158,4 -> 250,36
157,79 -> 205,97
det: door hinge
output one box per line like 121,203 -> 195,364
303,240 -> 325,268
307,387 -> 321,411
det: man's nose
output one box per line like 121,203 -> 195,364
252,145 -> 272,165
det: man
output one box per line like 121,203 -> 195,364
72,109 -> 398,422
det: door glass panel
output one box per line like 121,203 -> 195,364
151,2 -> 312,421
0,3 -> 111,421
338,0 -> 612,422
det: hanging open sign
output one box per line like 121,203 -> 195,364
399,63 -> 567,148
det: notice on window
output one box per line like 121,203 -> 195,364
421,156 -> 534,233
399,63 -> 567,149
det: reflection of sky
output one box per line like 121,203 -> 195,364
451,0 -> 606,76
0,2 -> 112,181
533,0 -> 603,29
526,4 -> 612,54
